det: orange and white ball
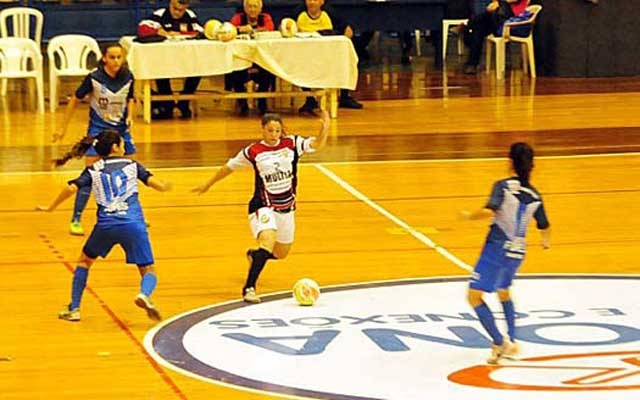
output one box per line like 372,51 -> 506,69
292,278 -> 320,306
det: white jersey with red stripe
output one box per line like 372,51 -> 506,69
226,135 -> 316,213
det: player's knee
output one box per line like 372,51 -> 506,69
467,289 -> 483,307
497,289 -> 511,302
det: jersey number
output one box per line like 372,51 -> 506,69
100,170 -> 128,202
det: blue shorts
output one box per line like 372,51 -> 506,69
469,241 -> 523,292
85,125 -> 136,156
83,222 -> 154,266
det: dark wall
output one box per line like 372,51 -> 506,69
536,0 -> 640,77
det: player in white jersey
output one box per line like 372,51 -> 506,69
38,130 -> 172,322
53,43 -> 136,237
192,111 -> 330,303
459,142 -> 551,364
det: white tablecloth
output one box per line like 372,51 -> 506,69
121,35 -> 358,90
120,36 -> 252,79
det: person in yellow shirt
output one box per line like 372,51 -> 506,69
294,0 -> 363,113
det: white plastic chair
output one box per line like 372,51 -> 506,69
0,37 -> 45,113
0,7 -> 43,46
442,18 -> 468,63
47,34 -> 101,112
485,4 -> 542,79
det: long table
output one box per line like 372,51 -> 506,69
121,35 -> 359,122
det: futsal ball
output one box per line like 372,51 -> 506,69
293,278 -> 320,306
204,19 -> 222,40
217,22 -> 238,42
279,18 -> 298,38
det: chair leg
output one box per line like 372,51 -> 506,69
414,30 -> 421,56
527,40 -> 536,78
36,75 -> 45,113
496,40 -> 505,80
457,34 -> 465,55
442,22 -> 448,63
49,73 -> 57,113
485,40 -> 492,75
521,43 -> 528,75
1,78 -> 6,96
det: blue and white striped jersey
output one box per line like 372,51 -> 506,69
485,177 -> 550,254
75,66 -> 134,131
69,158 -> 152,226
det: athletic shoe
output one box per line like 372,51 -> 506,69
69,220 -> 84,236
134,293 -> 162,321
501,339 -> 520,360
486,339 -> 519,364
243,287 -> 261,304
58,306 -> 80,322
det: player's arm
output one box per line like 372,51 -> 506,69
191,165 -> 234,194
53,96 -> 79,143
539,227 -> 551,249
459,207 -> 494,221
308,109 -> 330,151
36,184 -> 78,212
146,176 -> 172,192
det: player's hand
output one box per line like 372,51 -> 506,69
541,239 -> 551,250
458,210 -> 472,220
52,131 -> 65,143
35,205 -> 50,212
191,185 -> 209,195
126,117 -> 134,129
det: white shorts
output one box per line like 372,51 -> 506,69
248,207 -> 295,244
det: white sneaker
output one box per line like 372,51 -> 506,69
502,339 -> 520,360
243,287 -> 261,304
487,339 -> 519,364
58,306 -> 80,322
134,293 -> 162,321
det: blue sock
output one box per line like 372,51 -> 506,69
140,273 -> 157,297
502,300 -> 516,341
70,267 -> 89,310
474,302 -> 503,345
72,185 -> 91,222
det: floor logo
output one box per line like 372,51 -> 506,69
144,276 -> 640,400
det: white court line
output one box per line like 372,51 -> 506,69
314,163 -> 473,272
1,151 -> 638,176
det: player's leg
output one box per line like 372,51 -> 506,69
496,258 -> 523,359
60,226 -> 113,321
244,208 -> 282,303
118,222 -> 161,321
468,242 -> 505,363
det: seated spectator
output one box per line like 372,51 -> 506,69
294,0 -> 363,113
226,0 -> 276,116
462,0 -> 528,74
138,0 -> 203,119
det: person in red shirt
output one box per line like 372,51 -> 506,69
137,0 -> 203,119
226,0 -> 276,115
462,0 -> 528,74
191,110 -> 330,304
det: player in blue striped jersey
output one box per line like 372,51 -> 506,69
38,130 -> 172,322
53,43 -> 136,237
459,142 -> 551,364
192,111 -> 330,303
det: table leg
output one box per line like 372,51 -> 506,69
143,80 -> 151,123
329,89 -> 338,119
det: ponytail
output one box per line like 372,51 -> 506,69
53,136 -> 96,167
53,130 -> 123,167
509,142 -> 534,186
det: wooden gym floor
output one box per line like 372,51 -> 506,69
1,40 -> 639,399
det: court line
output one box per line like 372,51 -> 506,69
1,151 -> 638,176
314,163 -> 473,272
37,233 -> 189,400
